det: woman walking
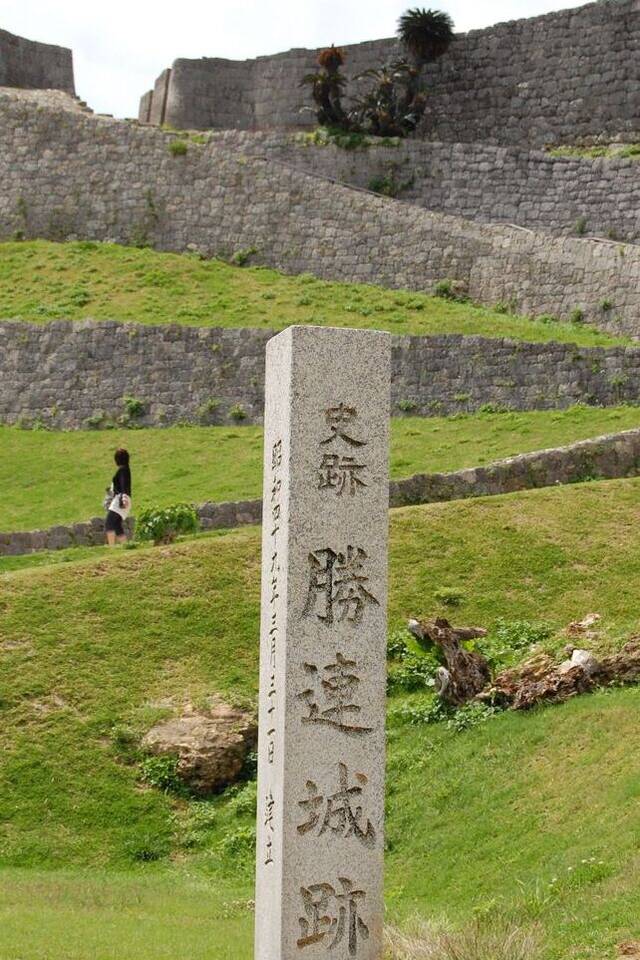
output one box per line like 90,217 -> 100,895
104,448 -> 132,545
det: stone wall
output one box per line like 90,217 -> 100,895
1,92 -> 639,336
4,428 -> 640,556
3,320 -> 640,430
221,131 -> 640,243
139,0 -> 640,147
0,28 -> 74,94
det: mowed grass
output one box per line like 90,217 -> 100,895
1,479 -> 640,957
0,870 -> 254,960
4,404 -> 640,531
0,239 -> 626,346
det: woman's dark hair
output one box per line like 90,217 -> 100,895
114,448 -> 130,467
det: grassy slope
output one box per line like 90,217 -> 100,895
4,404 -> 640,531
2,479 -> 640,958
0,240 -> 626,346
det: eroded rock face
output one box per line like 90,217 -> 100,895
142,704 -> 257,796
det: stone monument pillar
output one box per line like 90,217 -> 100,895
255,326 -> 391,960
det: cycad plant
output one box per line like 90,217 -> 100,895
301,45 -> 349,129
397,8 -> 455,65
352,60 -> 426,137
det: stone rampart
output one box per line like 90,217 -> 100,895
3,428 -> 640,556
2,321 -> 640,430
1,93 -> 639,336
0,28 -> 74,94
139,0 -> 640,147
220,131 -> 640,243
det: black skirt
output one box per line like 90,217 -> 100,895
105,510 -> 125,537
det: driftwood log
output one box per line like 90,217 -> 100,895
408,614 -> 640,712
481,638 -> 640,710
407,617 -> 490,706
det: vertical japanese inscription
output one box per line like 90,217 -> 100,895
264,437 -> 283,868
255,327 -> 390,960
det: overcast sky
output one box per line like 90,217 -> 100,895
5,0 -> 584,118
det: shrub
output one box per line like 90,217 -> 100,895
398,399 -> 418,413
139,754 -> 185,794
230,246 -> 257,267
229,403 -> 247,421
387,628 -> 412,660
479,618 -> 552,671
387,652 -> 439,694
570,307 -> 585,324
122,395 -> 145,420
574,215 -> 588,236
136,503 -> 199,544
433,278 -> 467,302
600,298 -> 613,311
169,139 -> 188,156
197,397 -> 221,424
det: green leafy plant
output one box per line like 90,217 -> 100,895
446,701 -> 500,732
139,755 -> 185,794
229,403 -> 247,421
433,278 -> 468,302
393,694 -> 451,725
398,398 -> 418,412
387,628 -> 412,660
197,397 -> 221,424
122,395 -> 145,420
478,618 -> 552,671
136,503 -> 199,545
570,307 -> 585,324
230,246 -> 257,267
387,651 -> 439,693
351,59 -> 427,138
168,139 -> 188,156
574,215 -> 587,236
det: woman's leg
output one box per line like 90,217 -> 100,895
106,530 -> 116,546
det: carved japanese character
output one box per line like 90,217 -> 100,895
297,652 -> 372,735
320,403 -> 366,448
296,763 -> 376,847
318,454 -> 368,496
297,877 -> 369,956
302,546 -> 378,625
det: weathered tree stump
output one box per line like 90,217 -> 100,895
407,617 -> 490,706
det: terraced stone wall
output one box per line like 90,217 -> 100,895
1,93 -> 639,336
2,321 -> 640,430
225,132 -> 640,243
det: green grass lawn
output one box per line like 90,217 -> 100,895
0,239 -> 627,346
2,479 -> 640,957
3,404 -> 640,532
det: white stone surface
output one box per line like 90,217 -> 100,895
255,325 -> 391,960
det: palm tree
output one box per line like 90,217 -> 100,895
397,8 -> 455,66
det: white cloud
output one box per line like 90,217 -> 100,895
4,0 -> 584,118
